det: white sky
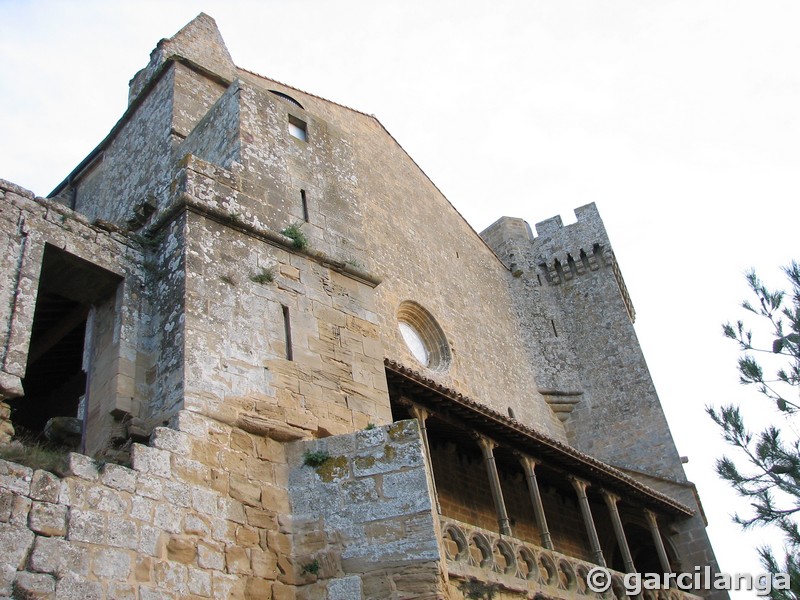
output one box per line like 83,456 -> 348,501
2,1 -> 798,595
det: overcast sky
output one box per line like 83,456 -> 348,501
2,1 -> 798,594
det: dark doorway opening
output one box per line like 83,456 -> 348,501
8,245 -> 121,449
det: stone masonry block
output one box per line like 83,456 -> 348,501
226,545 -> 251,574
136,474 -> 164,500
63,453 -> 99,481
56,573 -> 103,600
29,501 -> 68,536
68,510 -> 107,545
154,503 -> 183,533
13,571 -> 56,599
0,522 -> 34,568
0,490 -> 10,523
29,536 -> 90,577
166,534 -> 197,564
107,582 -> 138,600
10,494 -> 31,527
138,584 -> 178,600
171,410 -> 209,438
87,486 -> 129,514
150,427 -> 192,456
0,458 -> 33,494
351,441 -> 423,478
99,462 -> 137,493
188,567 -> 212,596
30,469 -> 61,503
131,444 -> 172,478
354,426 -> 386,450
138,524 -> 163,557
130,495 -> 155,521
91,547 -> 132,579
382,468 -> 429,502
108,514 -> 139,550
328,575 -> 362,599
0,563 -> 13,597
163,480 -> 191,508
198,541 -> 225,570
191,485 -> 219,515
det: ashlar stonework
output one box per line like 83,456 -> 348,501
0,13 -> 725,600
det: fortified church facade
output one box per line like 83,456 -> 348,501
0,14 -> 724,600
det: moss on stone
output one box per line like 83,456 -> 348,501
354,455 -> 376,470
383,444 -> 396,461
315,455 -> 348,482
387,420 -> 416,442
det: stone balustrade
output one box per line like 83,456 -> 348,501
440,516 -> 704,600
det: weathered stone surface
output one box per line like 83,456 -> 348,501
54,572 -> 102,600
29,501 -> 68,536
62,454 -> 99,482
30,470 -> 61,503
0,458 -> 32,494
99,463 -> 137,493
132,445 -> 172,478
91,547 -> 132,579
29,536 -> 90,577
13,571 -> 56,599
166,535 -> 197,564
0,522 -> 34,569
68,509 -> 107,545
327,575 -> 362,599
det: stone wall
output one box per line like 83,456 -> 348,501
235,70 -> 569,444
171,154 -> 391,437
0,416 -> 449,600
0,410 -> 296,600
286,419 -> 446,600
0,180 -> 146,455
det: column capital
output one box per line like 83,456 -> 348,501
407,404 -> 431,422
514,452 -> 540,471
644,508 -> 659,527
568,475 -> 590,495
472,433 -> 497,455
601,489 -> 620,505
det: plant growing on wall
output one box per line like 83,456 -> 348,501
281,223 -> 308,250
249,266 -> 276,285
303,450 -> 331,467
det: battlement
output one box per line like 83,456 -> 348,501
531,203 -> 636,322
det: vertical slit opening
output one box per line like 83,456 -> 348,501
551,320 -> 558,337
301,190 -> 309,222
282,305 -> 293,361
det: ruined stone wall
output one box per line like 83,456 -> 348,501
0,181 -> 146,454
172,63 -> 229,140
0,409 -> 296,600
287,419 -> 446,600
136,213 -> 188,431
74,65 -> 178,226
179,81 -> 242,171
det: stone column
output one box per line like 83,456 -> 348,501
517,454 -> 554,549
569,477 -> 605,566
407,404 -> 441,514
645,509 -> 672,574
475,435 -> 512,536
602,490 -> 635,573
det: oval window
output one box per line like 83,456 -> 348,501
397,301 -> 451,372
